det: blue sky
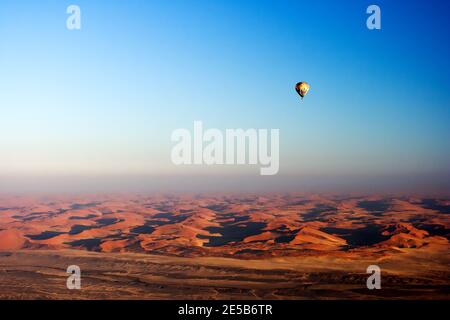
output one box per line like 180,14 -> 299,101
0,0 -> 449,188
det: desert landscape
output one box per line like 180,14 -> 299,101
0,193 -> 448,299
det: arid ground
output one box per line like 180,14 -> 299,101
0,193 -> 448,299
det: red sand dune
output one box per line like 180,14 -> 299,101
0,193 -> 448,259
0,193 -> 449,299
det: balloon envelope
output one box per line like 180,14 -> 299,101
295,82 -> 310,99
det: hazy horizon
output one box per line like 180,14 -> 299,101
0,173 -> 449,195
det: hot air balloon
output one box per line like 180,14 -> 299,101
295,82 -> 310,100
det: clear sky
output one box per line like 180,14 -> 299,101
0,0 -> 449,192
